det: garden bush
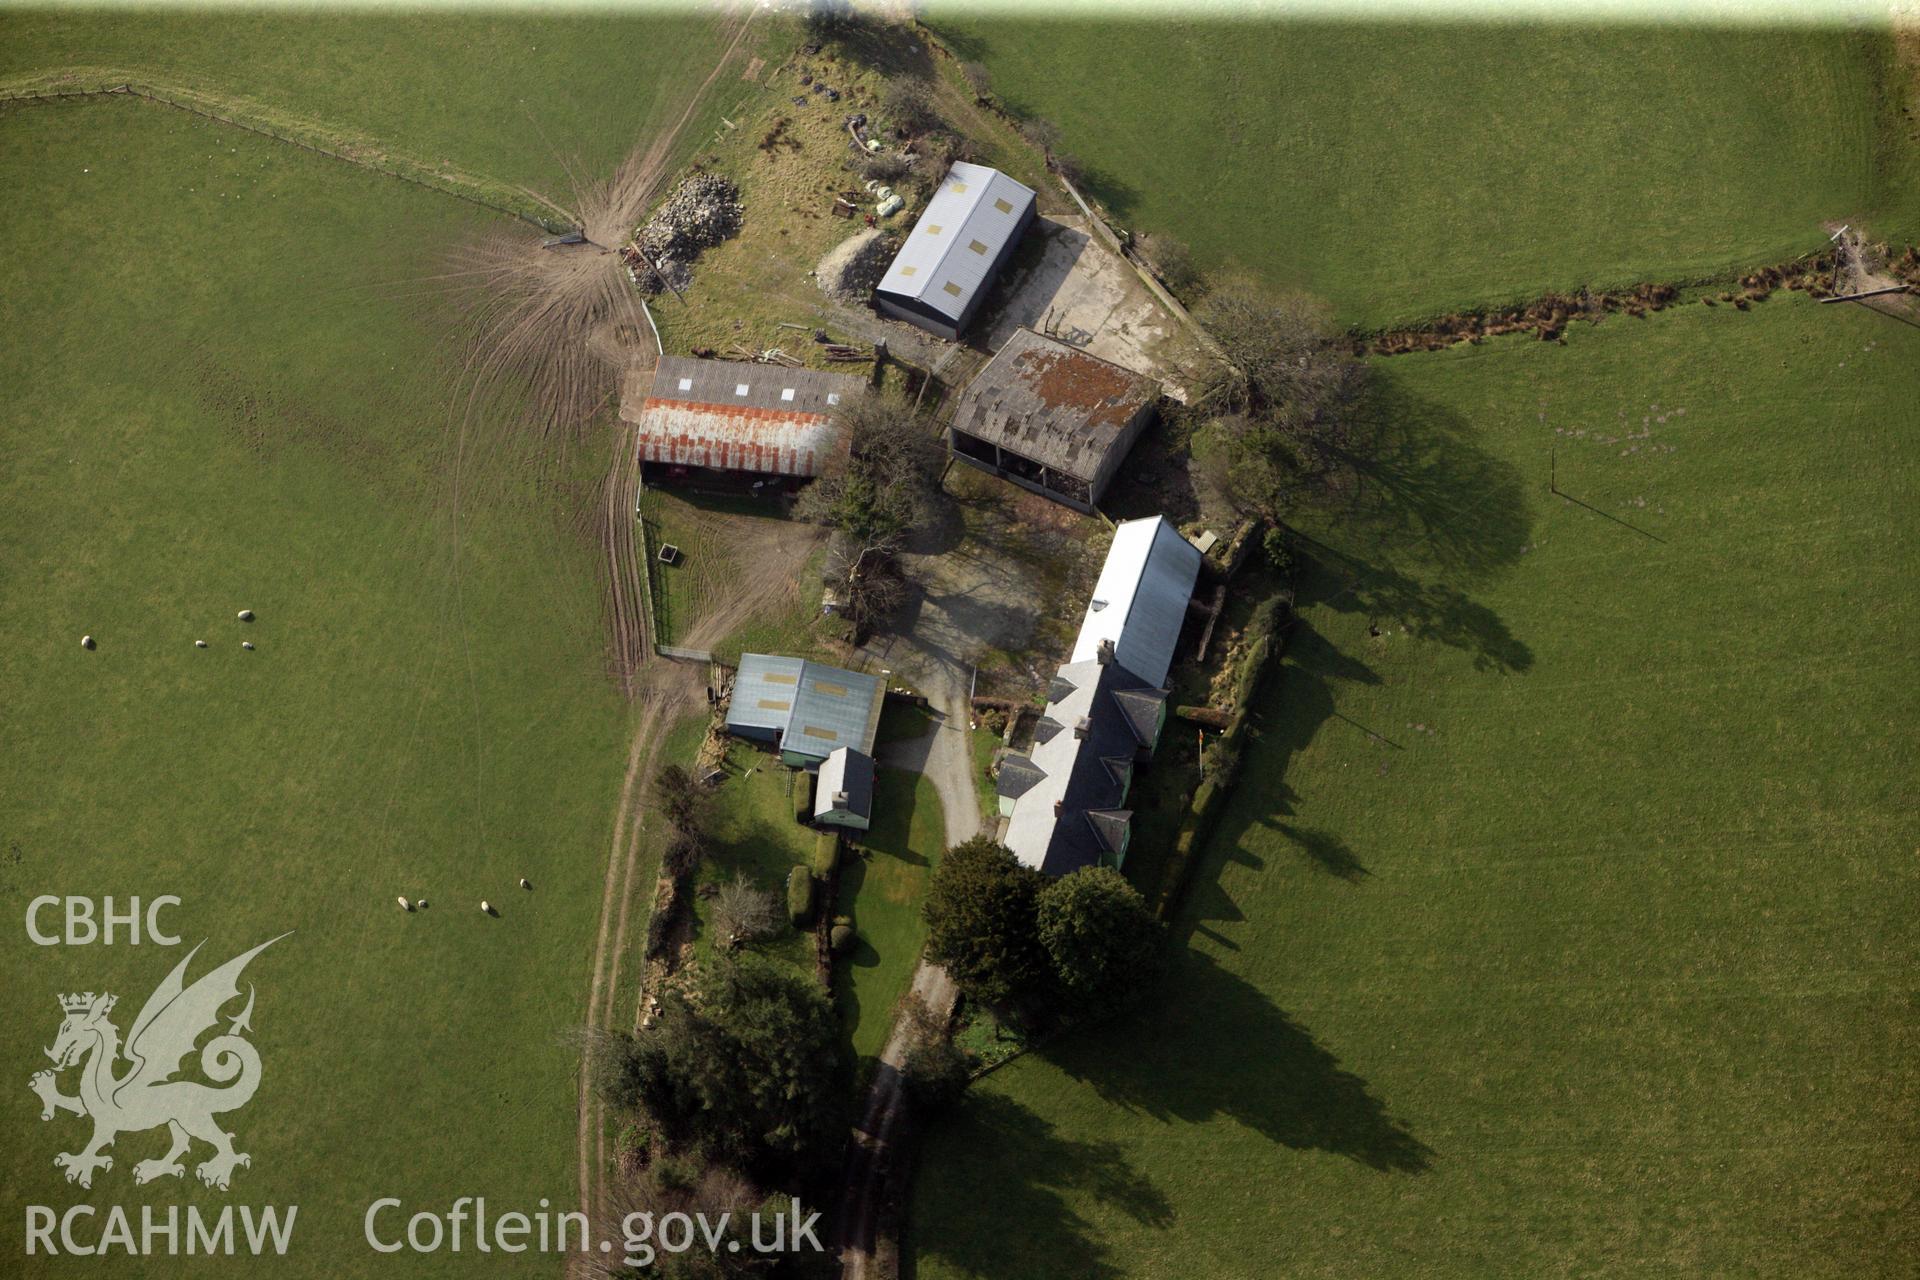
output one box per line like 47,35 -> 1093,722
811,830 -> 841,876
786,866 -> 816,927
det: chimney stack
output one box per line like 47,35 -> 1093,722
1053,800 -> 1065,817
1096,638 -> 1115,666
1074,716 -> 1091,739
834,791 -> 849,806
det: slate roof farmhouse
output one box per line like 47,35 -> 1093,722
997,515 -> 1204,876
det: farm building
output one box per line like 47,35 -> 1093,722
726,654 -> 885,769
872,162 -> 1036,341
998,515 -> 1203,876
813,747 -> 875,831
628,357 -> 865,489
1071,514 -> 1204,688
947,327 -> 1160,513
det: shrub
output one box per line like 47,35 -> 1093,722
860,152 -> 911,184
882,75 -> 941,136
1136,231 -> 1205,301
1018,117 -> 1063,155
1262,526 -> 1295,579
811,830 -> 840,876
786,866 -> 817,927
959,61 -> 993,100
793,771 -> 815,823
830,923 -> 856,955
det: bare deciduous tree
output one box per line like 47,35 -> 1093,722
799,391 -> 943,639
711,874 -> 781,949
1191,283 -> 1370,520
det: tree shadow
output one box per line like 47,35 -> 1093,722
907,1092 -> 1172,1280
1048,950 -> 1431,1176
1292,542 -> 1533,675
1333,379 -> 1533,583
1271,821 -> 1368,881
823,14 -> 938,82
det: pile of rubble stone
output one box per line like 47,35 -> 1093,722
625,174 -> 743,294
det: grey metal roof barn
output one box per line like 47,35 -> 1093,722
872,162 -> 1036,341
627,357 -> 864,478
726,654 -> 884,768
948,327 -> 1161,512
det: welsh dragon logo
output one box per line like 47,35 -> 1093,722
30,935 -> 287,1191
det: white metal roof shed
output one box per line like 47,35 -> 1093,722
873,162 -> 1036,339
1070,516 -> 1203,689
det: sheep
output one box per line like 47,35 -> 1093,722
519,877 -> 532,890
397,896 -> 413,912
241,641 -> 255,651
195,640 -> 208,649
80,635 -> 95,650
237,609 -> 255,622
416,898 -> 429,910
480,900 -> 495,916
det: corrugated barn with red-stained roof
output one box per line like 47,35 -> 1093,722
946,327 -> 1161,513
626,356 -> 866,489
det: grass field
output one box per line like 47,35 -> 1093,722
835,768 -> 947,1062
0,8 -> 776,199
0,100 -> 644,1275
691,742 -> 820,975
925,14 -> 1920,327
909,296 -> 1919,1278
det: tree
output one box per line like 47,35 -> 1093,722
654,763 -> 705,834
899,996 -> 971,1110
800,392 -> 943,638
882,75 -> 941,137
710,874 -> 780,948
922,837 -> 1050,1006
1036,867 -> 1164,1010
1191,284 -> 1370,521
797,391 -> 942,547
614,953 -> 844,1178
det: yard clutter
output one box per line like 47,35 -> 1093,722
623,173 -> 743,296
814,227 -> 899,305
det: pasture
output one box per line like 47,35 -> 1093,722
924,14 -> 1920,327
0,100 -> 634,1275
0,7 -> 771,197
910,297 -> 1920,1278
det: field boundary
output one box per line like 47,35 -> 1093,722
0,74 -> 575,233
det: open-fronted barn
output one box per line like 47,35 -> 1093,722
872,162 -> 1036,341
947,327 -> 1160,512
629,357 -> 865,489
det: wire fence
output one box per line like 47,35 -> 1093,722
0,81 -> 576,235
